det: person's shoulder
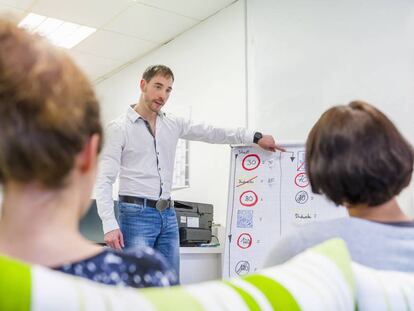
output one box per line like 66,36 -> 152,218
122,246 -> 168,265
104,114 -> 130,139
276,217 -> 354,246
102,247 -> 157,265
108,113 -> 128,127
264,217 -> 353,267
160,111 -> 182,122
350,217 -> 414,235
290,217 -> 349,233
160,111 -> 189,132
104,247 -> 178,286
57,248 -> 177,287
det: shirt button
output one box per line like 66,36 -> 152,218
161,182 -> 164,186
158,167 -> 161,171
157,152 -> 159,155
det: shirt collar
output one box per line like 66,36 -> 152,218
127,104 -> 165,123
127,105 -> 140,123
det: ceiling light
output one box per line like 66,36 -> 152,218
18,13 -> 96,49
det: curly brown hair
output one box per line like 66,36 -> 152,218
0,20 -> 102,188
306,101 -> 413,207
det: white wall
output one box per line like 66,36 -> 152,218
248,0 -> 414,143
247,0 -> 414,215
95,0 -> 247,225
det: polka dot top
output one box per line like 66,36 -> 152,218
53,246 -> 178,288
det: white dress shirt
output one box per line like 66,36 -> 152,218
96,105 -> 255,233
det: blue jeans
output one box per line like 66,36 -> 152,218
118,201 -> 180,281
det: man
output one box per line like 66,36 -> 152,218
96,65 -> 284,280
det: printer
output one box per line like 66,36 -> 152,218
174,200 -> 213,246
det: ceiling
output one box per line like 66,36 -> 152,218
0,0 -> 235,83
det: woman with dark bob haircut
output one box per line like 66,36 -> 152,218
0,20 -> 177,287
266,101 -> 414,272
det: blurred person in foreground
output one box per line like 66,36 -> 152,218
0,19 -> 177,287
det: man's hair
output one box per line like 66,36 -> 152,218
142,64 -> 174,82
0,20 -> 102,188
306,100 -> 413,207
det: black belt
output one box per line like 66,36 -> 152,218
119,195 -> 173,211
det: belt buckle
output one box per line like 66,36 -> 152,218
155,199 -> 169,212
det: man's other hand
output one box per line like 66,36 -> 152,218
104,229 -> 124,250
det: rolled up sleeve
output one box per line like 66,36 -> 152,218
178,117 -> 255,145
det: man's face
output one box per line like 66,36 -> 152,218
141,74 -> 173,113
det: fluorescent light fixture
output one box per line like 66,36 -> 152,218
18,13 -> 96,49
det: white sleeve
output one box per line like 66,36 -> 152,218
178,117 -> 255,145
95,121 -> 124,234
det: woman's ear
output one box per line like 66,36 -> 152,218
76,134 -> 100,173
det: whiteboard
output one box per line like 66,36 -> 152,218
223,143 -> 347,278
